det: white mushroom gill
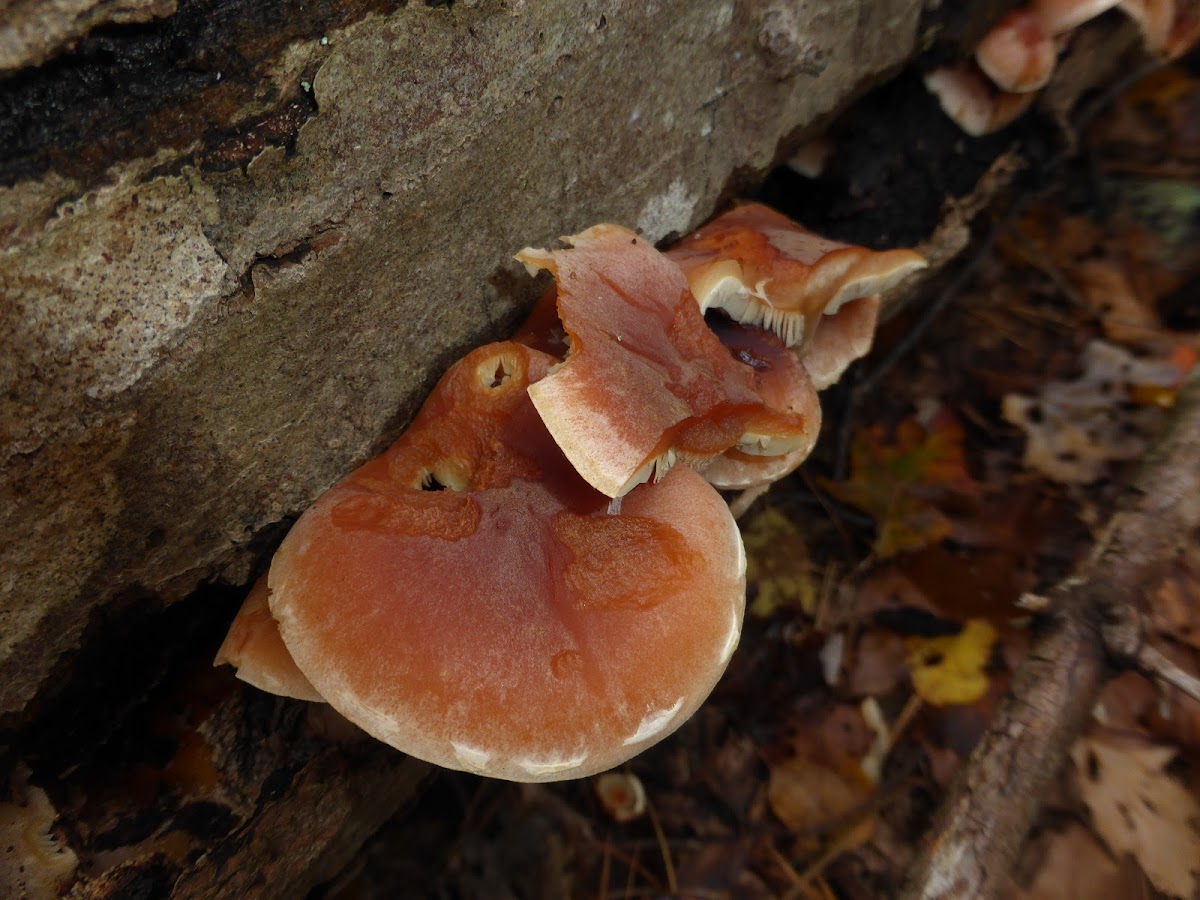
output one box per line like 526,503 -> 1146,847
622,697 -> 686,746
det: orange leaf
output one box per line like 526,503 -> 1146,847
821,411 -> 978,557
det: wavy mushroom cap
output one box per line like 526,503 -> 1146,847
798,295 -> 883,391
666,203 -> 925,349
1116,0 -> 1177,53
517,224 -> 811,498
1032,0 -> 1121,33
700,319 -> 821,490
214,575 -> 324,702
268,342 -> 747,782
976,9 -> 1058,93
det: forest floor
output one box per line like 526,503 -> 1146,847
317,55 -> 1200,900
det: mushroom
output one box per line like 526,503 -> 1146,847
666,203 -> 926,349
214,574 -> 324,702
924,62 -> 1038,136
267,341 -> 747,782
975,8 -> 1058,93
1032,0 -> 1122,33
701,318 -> 822,490
517,223 -> 814,498
798,294 -> 883,390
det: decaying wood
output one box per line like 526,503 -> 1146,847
1,2 -> 1187,895
900,369 -> 1200,900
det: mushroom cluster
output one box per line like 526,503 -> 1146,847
927,0 -> 1192,135
215,203 -> 924,781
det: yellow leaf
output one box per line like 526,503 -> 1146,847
821,412 -> 978,558
742,507 -> 817,617
905,619 -> 997,706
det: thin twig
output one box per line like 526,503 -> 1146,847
1136,643 -> 1200,705
644,794 -> 678,895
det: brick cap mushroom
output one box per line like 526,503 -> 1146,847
702,319 -> 822,490
976,8 -> 1058,93
268,341 -> 747,782
214,575 -> 323,702
924,62 -> 1038,136
666,203 -> 926,349
517,223 -> 813,498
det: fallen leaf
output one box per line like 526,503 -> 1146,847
906,619 -> 998,707
1008,822 -> 1143,900
1074,258 -> 1170,349
767,754 -> 874,837
742,507 -> 817,618
1072,734 -> 1200,899
1003,340 -> 1179,484
1150,549 -> 1200,652
822,411 -> 978,558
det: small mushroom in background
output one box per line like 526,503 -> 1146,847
1032,0 -> 1125,33
923,62 -> 1038,136
975,8 -> 1058,93
594,771 -> 647,823
666,203 -> 926,350
517,224 -> 813,499
930,0 -> 1187,136
785,137 -> 835,179
266,341 -> 747,782
214,574 -> 324,702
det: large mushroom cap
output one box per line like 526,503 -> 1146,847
214,575 -> 324,702
666,203 -> 926,349
269,341 -> 746,782
518,223 -> 810,498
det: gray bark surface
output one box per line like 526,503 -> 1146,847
0,0 -> 922,721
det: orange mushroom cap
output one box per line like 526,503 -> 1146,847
701,319 -> 822,490
1032,0 -> 1121,33
214,574 -> 324,702
268,341 -> 747,782
976,8 -> 1058,93
666,203 -> 926,349
517,223 -> 812,498
798,294 -> 882,391
924,62 -> 1038,136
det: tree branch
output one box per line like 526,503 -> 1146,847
899,368 -> 1200,900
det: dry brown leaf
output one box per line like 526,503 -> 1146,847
1151,549 -> 1200,652
1071,734 -> 1200,898
767,754 -> 874,839
846,629 -> 909,699
1074,258 -> 1169,349
1008,822 -> 1143,900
